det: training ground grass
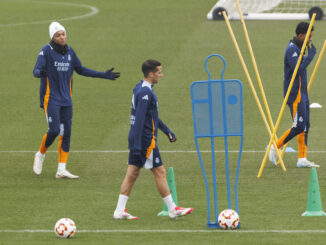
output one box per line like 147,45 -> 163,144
1,0 -> 326,244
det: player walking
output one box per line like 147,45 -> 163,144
113,59 -> 193,219
269,22 -> 318,168
33,22 -> 120,178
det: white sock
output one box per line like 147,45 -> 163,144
298,158 -> 306,162
58,163 -> 66,171
37,151 -> 45,157
115,194 -> 129,213
163,194 -> 176,211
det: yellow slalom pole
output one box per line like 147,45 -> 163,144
235,0 -> 285,168
280,40 -> 326,158
222,11 -> 285,171
258,13 -> 316,178
308,40 -> 326,91
235,0 -> 275,130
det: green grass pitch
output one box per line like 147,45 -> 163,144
1,0 -> 326,244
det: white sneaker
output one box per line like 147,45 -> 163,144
169,206 -> 194,219
55,169 -> 79,179
268,145 -> 278,166
297,159 -> 320,168
33,152 -> 45,175
113,209 -> 138,220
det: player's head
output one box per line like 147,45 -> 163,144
295,22 -> 313,43
49,22 -> 66,46
142,59 -> 163,85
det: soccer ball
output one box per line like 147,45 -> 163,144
54,218 -> 76,238
218,209 -> 240,229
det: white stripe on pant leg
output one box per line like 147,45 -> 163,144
293,112 -> 298,128
144,151 -> 153,169
60,123 -> 64,136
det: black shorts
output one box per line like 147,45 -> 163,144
128,147 -> 162,169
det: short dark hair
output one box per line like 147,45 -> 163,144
142,59 -> 161,77
296,22 -> 314,36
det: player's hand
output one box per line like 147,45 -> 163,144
308,43 -> 316,55
168,133 -> 177,143
104,68 -> 120,80
40,69 -> 47,77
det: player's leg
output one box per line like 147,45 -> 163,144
151,149 -> 193,219
113,164 -> 140,220
297,131 -> 307,158
276,103 -> 301,147
55,106 -> 79,178
299,100 -> 310,159
297,102 -> 319,167
120,164 -> 141,196
269,102 -> 302,164
152,165 -> 169,197
33,104 -> 61,175
268,128 -> 291,165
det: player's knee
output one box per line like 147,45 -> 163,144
59,124 -> 72,137
128,168 -> 140,180
155,166 -> 166,179
48,127 -> 60,137
134,169 -> 140,178
295,124 -> 305,133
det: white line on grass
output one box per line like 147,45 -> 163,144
0,0 -> 99,27
1,150 -> 326,153
1,229 -> 326,233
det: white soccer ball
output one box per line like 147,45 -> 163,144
218,209 -> 240,229
54,218 -> 76,238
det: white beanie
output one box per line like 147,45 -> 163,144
49,21 -> 66,39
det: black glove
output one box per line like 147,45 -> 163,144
308,43 -> 316,54
104,68 -> 120,80
168,132 -> 177,143
40,69 -> 47,77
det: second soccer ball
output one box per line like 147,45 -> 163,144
218,209 -> 240,229
54,218 -> 76,238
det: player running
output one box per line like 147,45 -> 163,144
269,22 -> 318,168
33,22 -> 120,178
113,59 -> 193,220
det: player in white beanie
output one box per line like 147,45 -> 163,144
49,21 -> 66,40
32,21 -> 120,179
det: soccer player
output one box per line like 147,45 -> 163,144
33,22 -> 120,178
113,59 -> 193,220
269,22 -> 319,168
